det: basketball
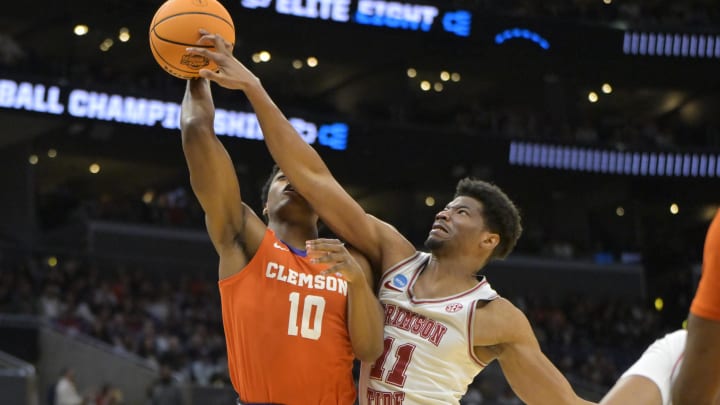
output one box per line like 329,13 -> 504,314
149,0 -> 235,79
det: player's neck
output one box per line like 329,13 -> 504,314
425,254 -> 484,285
268,220 -> 318,252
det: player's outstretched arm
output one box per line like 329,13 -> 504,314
480,299 -> 595,405
185,31 -> 415,272
180,78 -> 265,279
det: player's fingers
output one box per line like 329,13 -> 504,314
310,252 -> 347,264
197,32 -> 232,55
307,238 -> 343,246
306,239 -> 346,252
198,69 -> 222,82
320,264 -> 346,277
185,46 -> 221,61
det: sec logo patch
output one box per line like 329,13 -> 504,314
445,303 -> 463,312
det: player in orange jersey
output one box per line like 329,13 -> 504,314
673,207 -> 720,404
180,76 -> 384,404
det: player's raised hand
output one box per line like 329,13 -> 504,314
185,29 -> 259,91
306,239 -> 364,284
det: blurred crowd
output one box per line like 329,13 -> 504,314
0,254 -> 230,390
0,251 -> 673,403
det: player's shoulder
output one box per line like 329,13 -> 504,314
472,297 -> 532,347
480,298 -> 531,332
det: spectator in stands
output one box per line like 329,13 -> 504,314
55,367 -> 85,405
94,383 -> 123,405
146,364 -> 182,405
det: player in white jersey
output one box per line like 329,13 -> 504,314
360,251 -> 500,403
601,329 -> 686,405
602,209 -> 720,405
185,33 -> 595,405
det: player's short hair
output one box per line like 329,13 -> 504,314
454,177 -> 522,260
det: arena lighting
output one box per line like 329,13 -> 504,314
74,25 -> 89,36
0,78 -> 349,150
509,141 -> 720,178
670,203 -> 680,215
623,31 -> 720,58
494,28 -> 550,50
118,28 -> 130,42
99,38 -> 114,52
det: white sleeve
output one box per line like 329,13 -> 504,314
619,329 -> 687,405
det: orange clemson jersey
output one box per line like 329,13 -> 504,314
219,229 -> 356,404
690,209 -> 720,321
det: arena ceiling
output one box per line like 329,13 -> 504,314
2,0 -> 720,203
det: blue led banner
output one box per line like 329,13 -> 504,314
239,0 -> 472,37
509,141 -> 720,178
0,78 -> 349,150
623,31 -> 720,59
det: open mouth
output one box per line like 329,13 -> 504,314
283,185 -> 296,193
431,222 -> 449,233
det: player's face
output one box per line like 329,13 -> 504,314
265,170 -> 314,219
425,196 -> 492,253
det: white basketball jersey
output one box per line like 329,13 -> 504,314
620,329 -> 686,405
359,252 -> 499,405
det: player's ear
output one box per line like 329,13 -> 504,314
480,232 -> 499,251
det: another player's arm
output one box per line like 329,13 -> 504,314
479,299 -> 595,405
185,33 -> 415,273
180,78 -> 265,279
307,239 -> 384,361
600,376 -> 663,405
672,315 -> 720,405
347,250 -> 384,362
673,210 -> 720,405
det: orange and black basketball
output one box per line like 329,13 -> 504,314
149,0 -> 235,79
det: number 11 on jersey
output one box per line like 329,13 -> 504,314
369,336 -> 416,387
288,292 -> 326,340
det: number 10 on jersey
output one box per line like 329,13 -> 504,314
288,292 -> 326,340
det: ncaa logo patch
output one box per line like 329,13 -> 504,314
393,274 -> 408,288
445,303 -> 463,312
